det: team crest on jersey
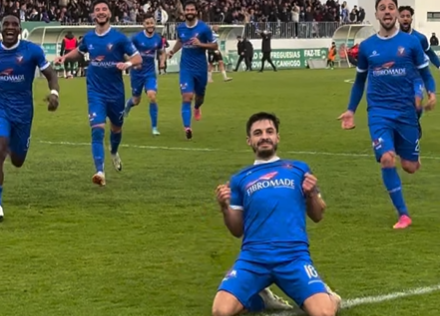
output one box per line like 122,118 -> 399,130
397,46 -> 405,56
16,55 -> 24,64
107,43 -> 113,51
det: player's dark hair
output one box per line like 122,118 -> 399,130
375,0 -> 397,9
246,112 -> 280,136
184,0 -> 198,11
398,6 -> 414,16
144,13 -> 154,21
92,0 -> 110,10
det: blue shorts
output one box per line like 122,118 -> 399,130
218,254 -> 327,308
369,122 -> 420,162
131,74 -> 158,97
179,70 -> 207,96
88,94 -> 124,127
0,117 -> 31,160
414,78 -> 424,100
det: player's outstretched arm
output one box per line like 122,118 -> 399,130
63,48 -> 83,62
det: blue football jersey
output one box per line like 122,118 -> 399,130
410,29 -> 430,53
78,28 -> 138,99
177,21 -> 216,73
130,31 -> 162,77
357,31 -> 429,125
230,158 -> 311,255
0,40 -> 50,123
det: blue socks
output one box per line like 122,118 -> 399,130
110,130 -> 122,155
247,293 -> 265,312
149,103 -> 158,128
91,127 -> 105,172
181,101 -> 191,128
381,167 -> 409,217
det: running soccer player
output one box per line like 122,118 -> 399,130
213,112 -> 341,316
338,0 -> 436,229
208,25 -> 232,83
168,0 -> 217,139
0,15 -> 59,221
55,0 -> 141,186
124,14 -> 165,136
398,5 -> 440,137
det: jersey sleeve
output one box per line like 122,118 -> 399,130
356,42 -> 368,73
32,44 -> 50,71
412,38 -> 430,69
121,35 -> 139,58
229,175 -> 244,211
205,25 -> 216,43
78,35 -> 88,54
420,34 -> 430,52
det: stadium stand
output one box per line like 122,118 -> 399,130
0,0 -> 367,39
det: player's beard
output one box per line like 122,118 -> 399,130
95,15 -> 110,26
146,27 -> 155,35
253,140 -> 278,159
185,14 -> 196,22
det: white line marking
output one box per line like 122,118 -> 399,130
261,284 -> 440,316
38,140 -> 440,160
344,78 -> 355,84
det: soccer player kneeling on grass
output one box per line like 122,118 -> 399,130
213,112 -> 341,316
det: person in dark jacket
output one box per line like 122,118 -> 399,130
258,30 -> 276,72
59,31 -> 78,78
234,36 -> 250,71
244,37 -> 253,71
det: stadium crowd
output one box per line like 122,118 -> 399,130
0,0 -> 365,27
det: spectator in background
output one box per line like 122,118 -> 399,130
430,33 -> 439,47
245,36 -> 253,70
60,31 -> 78,78
158,34 -> 169,74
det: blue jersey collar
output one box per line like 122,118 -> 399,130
254,156 -> 280,165
1,40 -> 20,50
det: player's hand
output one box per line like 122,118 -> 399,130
167,51 -> 174,59
302,173 -> 318,196
45,94 -> 59,112
337,110 -> 355,129
216,182 -> 231,208
190,37 -> 201,46
54,56 -> 65,65
424,93 -> 436,111
116,62 -> 130,71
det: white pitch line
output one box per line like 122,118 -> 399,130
38,140 -> 440,160
261,284 -> 440,316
